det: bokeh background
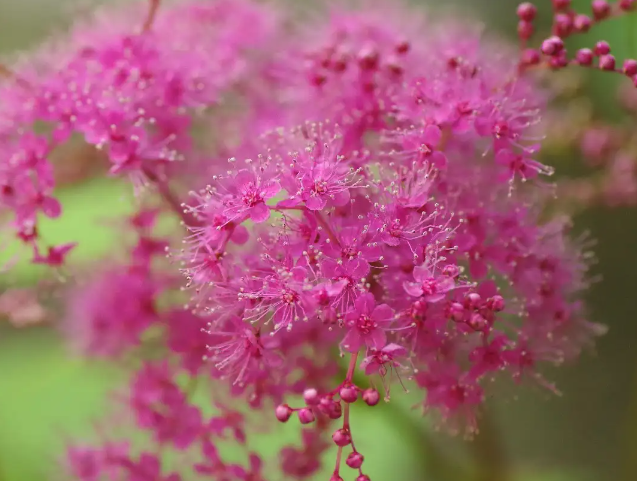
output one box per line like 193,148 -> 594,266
0,1 -> 635,480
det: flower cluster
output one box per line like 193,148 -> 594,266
0,0 -> 619,480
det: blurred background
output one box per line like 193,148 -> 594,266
0,0 -> 636,480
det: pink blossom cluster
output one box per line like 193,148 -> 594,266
0,0 -> 618,480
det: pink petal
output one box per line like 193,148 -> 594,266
423,124 -> 442,146
412,265 -> 432,282
231,225 -> 249,245
342,329 -> 363,353
403,281 -> 424,297
366,329 -> 387,350
306,194 -> 327,211
249,203 -> 270,223
371,304 -> 393,324
261,180 -> 281,199
355,293 -> 376,315
331,189 -> 350,207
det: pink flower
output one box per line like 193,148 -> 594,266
360,343 -> 407,375
342,293 -> 394,352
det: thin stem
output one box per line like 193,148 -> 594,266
141,0 -> 161,33
143,167 -> 199,227
471,409 -> 509,481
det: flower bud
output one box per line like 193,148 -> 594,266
346,452 -> 365,469
591,0 -> 611,20
298,408 -> 315,424
362,388 -> 380,406
339,385 -> 358,403
303,388 -> 319,405
516,3 -> 537,22
332,428 -> 352,446
275,404 -> 293,422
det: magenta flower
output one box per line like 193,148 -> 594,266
342,293 -> 394,353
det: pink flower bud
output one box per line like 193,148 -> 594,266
573,14 -> 592,32
576,48 -> 594,66
488,295 -> 505,312
464,292 -> 482,309
594,41 -> 611,56
591,0 -> 611,20
620,0 -> 636,11
516,3 -> 537,21
362,388 -> 380,406
623,59 -> 637,76
346,452 -> 365,469
517,21 -> 534,41
303,388 -> 319,405
552,0 -> 571,11
541,36 -> 564,56
339,385 -> 358,403
356,475 -> 371,481
332,428 -> 352,447
275,404 -> 293,422
330,475 -> 344,481
297,408 -> 315,424
599,54 -> 616,71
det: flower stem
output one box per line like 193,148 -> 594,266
471,409 -> 509,481
142,0 -> 161,32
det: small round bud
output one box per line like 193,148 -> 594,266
488,295 -> 506,312
591,0 -> 611,20
552,0 -> 571,11
573,14 -> 592,32
362,388 -> 380,406
520,48 -> 541,66
275,404 -> 293,422
323,399 -> 343,420
517,21 -> 534,40
464,292 -> 482,309
339,385 -> 358,403
298,408 -> 315,424
553,13 -> 572,36
549,54 -> 569,69
303,388 -> 319,405
468,312 -> 488,331
517,3 -> 537,22
346,452 -> 365,469
599,54 -> 616,71
620,0 -> 636,11
575,48 -> 594,66
623,59 -> 637,76
449,301 -> 465,322
332,428 -> 352,447
356,475 -> 371,481
541,36 -> 564,56
594,41 -> 611,56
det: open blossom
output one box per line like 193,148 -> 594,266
0,0 -> 617,479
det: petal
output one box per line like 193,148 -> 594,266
355,293 -> 376,315
249,203 -> 270,223
366,329 -> 387,350
403,281 -> 424,297
349,258 -> 370,279
423,124 -> 442,146
306,194 -> 327,211
371,304 -> 393,323
331,189 -> 350,207
231,225 -> 249,245
261,180 -> 281,199
341,329 -> 363,353
412,265 -> 431,282
235,170 -> 256,189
